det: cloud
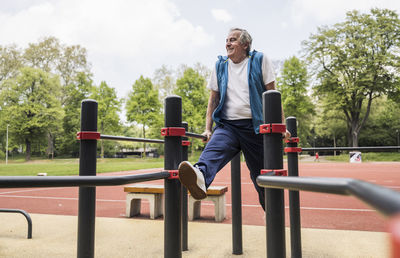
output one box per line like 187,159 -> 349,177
0,0 -> 212,55
290,0 -> 400,25
211,8 -> 233,23
0,0 -> 214,96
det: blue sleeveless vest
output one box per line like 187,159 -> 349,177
212,50 -> 265,134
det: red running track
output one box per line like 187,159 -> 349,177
0,162 -> 399,232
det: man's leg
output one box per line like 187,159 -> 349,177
196,123 -> 241,187
178,161 -> 207,199
179,123 -> 240,200
237,126 -> 265,210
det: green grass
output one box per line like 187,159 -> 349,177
324,152 -> 400,162
0,158 -> 164,176
96,158 -> 164,173
0,151 -> 398,176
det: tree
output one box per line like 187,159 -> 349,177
0,67 -> 63,160
314,103 -> 347,153
126,76 -> 162,157
153,65 -> 176,102
23,37 -> 61,73
303,8 -> 400,146
0,37 -> 91,158
174,68 -> 208,152
0,44 -> 22,82
358,97 -> 400,146
277,56 -> 315,144
60,72 -> 94,157
57,44 -> 90,87
0,37 -> 92,158
23,37 -> 91,102
193,62 -> 211,80
91,81 -> 122,158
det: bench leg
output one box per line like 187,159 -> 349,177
161,194 -> 165,216
126,195 -> 141,217
151,194 -> 163,219
188,197 -> 201,221
212,195 -> 226,222
126,193 -> 164,219
148,194 -> 156,219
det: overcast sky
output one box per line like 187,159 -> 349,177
1,0 -> 400,99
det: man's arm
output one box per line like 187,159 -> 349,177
203,90 -> 220,142
265,81 -> 291,140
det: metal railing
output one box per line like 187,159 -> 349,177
256,90 -> 400,258
0,96 -> 243,258
257,176 -> 400,216
0,209 -> 32,239
4,90 -> 397,257
0,173 -> 169,188
100,134 -> 164,144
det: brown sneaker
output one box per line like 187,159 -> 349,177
178,161 -> 207,200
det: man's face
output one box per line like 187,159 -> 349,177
226,30 -> 248,61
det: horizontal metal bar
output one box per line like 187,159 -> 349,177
301,146 -> 400,152
101,132 -> 207,142
256,176 -> 400,216
257,176 -> 351,195
100,134 -> 164,144
185,132 -> 207,140
0,172 -> 170,188
348,180 -> 400,216
0,209 -> 32,239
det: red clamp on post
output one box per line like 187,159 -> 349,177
182,141 -> 191,146
261,169 -> 287,176
284,147 -> 302,153
285,137 -> 299,143
259,123 -> 286,134
76,131 -> 101,140
168,170 -> 179,179
161,127 -> 186,137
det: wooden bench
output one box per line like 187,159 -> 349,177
188,185 -> 228,222
124,184 -> 228,222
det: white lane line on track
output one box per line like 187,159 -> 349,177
0,195 -> 376,211
202,202 -> 375,212
0,188 -> 65,195
208,181 -> 400,189
0,195 -> 124,202
1,184 -> 397,195
214,181 -> 253,185
297,206 -> 374,212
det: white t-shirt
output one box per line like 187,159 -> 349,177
207,54 -> 275,120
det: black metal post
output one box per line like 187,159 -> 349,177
164,96 -> 182,258
263,90 -> 286,258
78,99 -> 98,258
286,117 -> 302,258
231,152 -> 243,255
181,122 -> 189,251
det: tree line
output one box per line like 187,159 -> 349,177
1,8 -> 399,161
0,36 -> 210,160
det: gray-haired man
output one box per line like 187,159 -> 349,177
179,28 -> 290,210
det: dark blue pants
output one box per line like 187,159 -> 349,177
195,119 -> 265,210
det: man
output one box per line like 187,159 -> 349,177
178,28 -> 290,210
